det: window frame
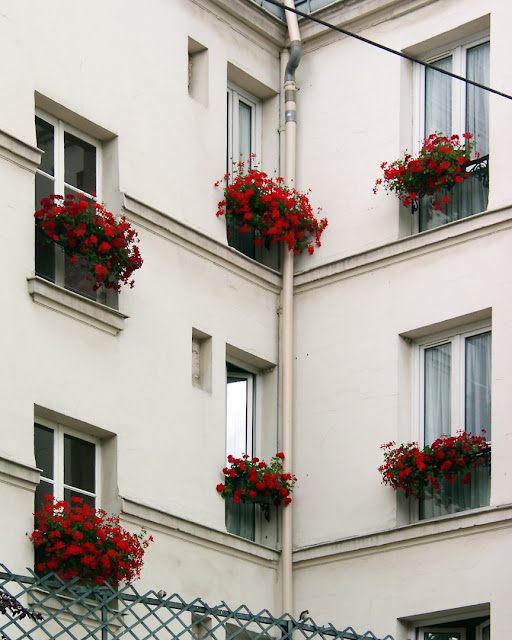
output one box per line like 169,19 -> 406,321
226,83 -> 261,170
34,110 -> 116,306
417,628 -> 467,640
416,322 -> 492,447
414,31 -> 490,150
412,33 -> 490,232
34,417 -> 101,510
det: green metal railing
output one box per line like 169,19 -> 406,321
0,565 -> 394,640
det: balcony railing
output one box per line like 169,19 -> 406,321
0,564 -> 394,640
419,154 -> 489,232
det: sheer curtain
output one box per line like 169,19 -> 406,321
420,43 -> 490,231
424,343 -> 451,444
421,334 -> 491,519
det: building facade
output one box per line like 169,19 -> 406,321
1,0 -> 510,638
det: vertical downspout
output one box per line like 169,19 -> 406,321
281,0 -> 301,617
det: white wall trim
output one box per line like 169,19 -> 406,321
27,276 -> 128,335
293,504 -> 512,567
122,194 -> 282,294
0,455 -> 40,493
0,127 -> 42,173
294,205 -> 512,293
299,0 -> 438,49
120,496 -> 280,568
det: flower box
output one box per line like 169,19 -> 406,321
217,453 -> 297,521
216,158 -> 327,255
35,194 -> 142,292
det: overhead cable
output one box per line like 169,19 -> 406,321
259,0 -> 512,101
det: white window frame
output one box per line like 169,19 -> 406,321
417,628 -> 466,640
414,321 -> 491,447
476,621 -> 490,640
414,31 -> 490,150
35,417 -> 100,508
226,359 -> 257,461
35,109 -> 102,202
34,110 -> 118,306
226,83 -> 261,169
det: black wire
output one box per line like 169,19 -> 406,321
260,0 -> 512,101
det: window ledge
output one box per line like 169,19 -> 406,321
293,503 -> 512,567
27,276 -> 128,335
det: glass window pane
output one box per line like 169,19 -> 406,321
64,253 -> 97,301
425,56 -> 452,136
35,117 -> 55,177
35,174 -> 57,281
238,101 -> 252,164
466,42 -> 490,156
64,434 -> 95,493
34,480 -> 54,515
424,343 -> 451,443
64,132 -> 96,195
64,487 -> 96,508
226,377 -> 252,458
34,424 -> 54,480
420,452 -> 490,518
465,332 -> 491,438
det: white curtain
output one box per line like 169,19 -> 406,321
466,42 -> 490,156
421,333 -> 491,519
465,331 -> 491,438
424,343 -> 451,444
425,55 -> 452,137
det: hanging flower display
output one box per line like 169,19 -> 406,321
217,453 -> 297,519
379,431 -> 488,499
30,496 -> 153,586
34,193 -> 143,291
215,157 -> 327,255
374,132 -> 477,211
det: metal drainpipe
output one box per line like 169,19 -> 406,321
281,0 -> 301,618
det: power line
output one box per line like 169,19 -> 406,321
259,0 -> 512,101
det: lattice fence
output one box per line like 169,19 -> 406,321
0,565 -> 394,640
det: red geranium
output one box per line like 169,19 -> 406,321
379,431 -> 488,499
31,496 -> 153,586
217,453 -> 297,514
216,157 -> 327,255
374,132 -> 477,211
35,193 -> 143,291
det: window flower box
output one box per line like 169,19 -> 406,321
374,132 -> 477,212
216,158 -> 327,255
217,453 -> 297,521
379,431 -> 488,499
35,194 -> 143,292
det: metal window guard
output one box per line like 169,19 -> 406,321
0,565 -> 394,640
411,154 -> 489,214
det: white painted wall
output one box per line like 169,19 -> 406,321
1,0 -> 511,636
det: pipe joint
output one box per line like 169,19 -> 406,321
285,40 -> 302,83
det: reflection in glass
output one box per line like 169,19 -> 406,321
64,434 -> 95,493
64,132 -> 96,194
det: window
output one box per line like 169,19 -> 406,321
226,84 -> 261,260
416,617 -> 490,639
34,420 -> 99,515
225,362 -> 255,540
418,327 -> 491,519
418,38 -> 489,231
35,112 -> 114,306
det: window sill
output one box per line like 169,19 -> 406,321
27,276 -> 128,335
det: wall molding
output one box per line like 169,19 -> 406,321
294,205 -> 512,293
0,455 -> 40,493
120,496 -> 280,569
293,504 -> 512,567
0,127 -> 42,173
122,194 -> 282,295
27,276 -> 128,335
